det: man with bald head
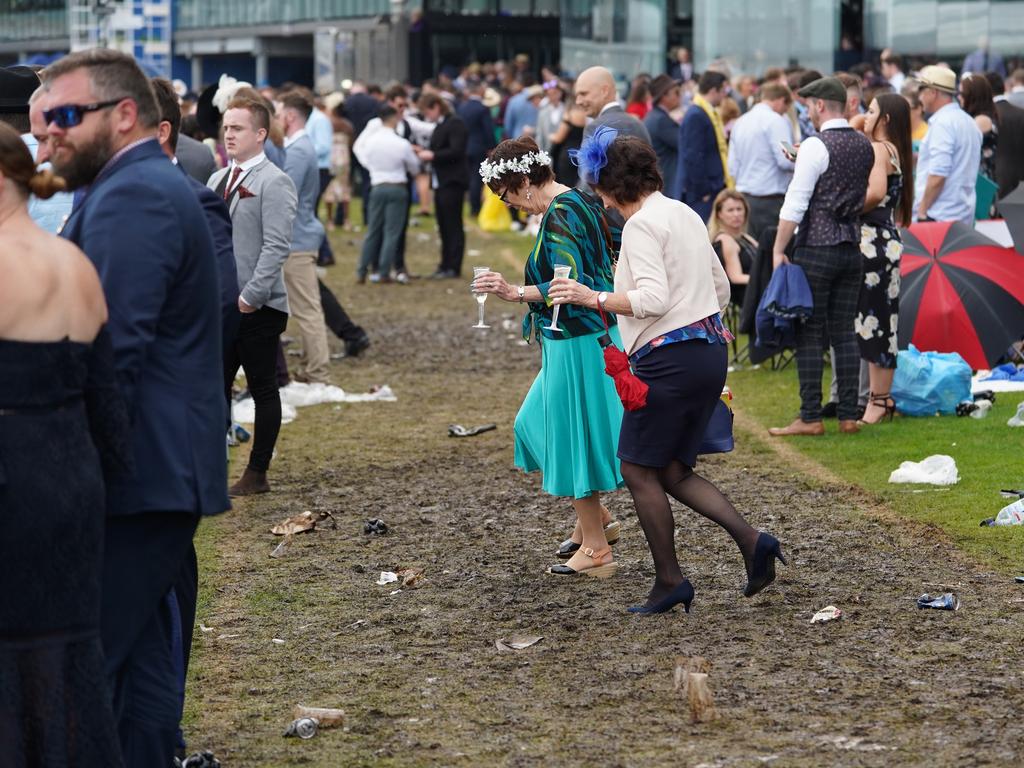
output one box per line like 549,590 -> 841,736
574,65 -> 652,145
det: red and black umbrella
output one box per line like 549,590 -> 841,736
898,221 -> 1024,369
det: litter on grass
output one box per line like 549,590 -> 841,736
495,635 -> 544,651
888,455 -> 959,486
811,606 -> 843,623
448,423 -> 497,437
376,571 -> 399,585
917,593 -> 959,610
270,510 -> 336,536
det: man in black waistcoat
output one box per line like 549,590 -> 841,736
767,77 -> 873,437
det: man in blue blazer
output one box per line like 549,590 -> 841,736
43,50 -> 228,766
643,74 -> 682,200
457,78 -> 497,216
676,71 -> 730,220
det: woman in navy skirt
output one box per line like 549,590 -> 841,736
549,128 -> 787,613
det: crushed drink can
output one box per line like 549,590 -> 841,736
284,717 -> 318,739
916,592 -> 959,610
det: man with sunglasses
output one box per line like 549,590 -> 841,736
40,48 -> 228,766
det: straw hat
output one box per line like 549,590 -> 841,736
915,65 -> 957,94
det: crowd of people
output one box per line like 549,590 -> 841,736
2,38 -> 1023,766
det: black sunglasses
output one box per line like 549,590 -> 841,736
43,98 -> 126,129
499,188 -> 512,204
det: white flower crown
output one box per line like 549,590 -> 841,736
479,150 -> 552,184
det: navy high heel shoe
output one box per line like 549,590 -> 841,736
627,579 -> 694,614
743,533 -> 787,597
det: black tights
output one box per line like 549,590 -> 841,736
620,458 -> 760,604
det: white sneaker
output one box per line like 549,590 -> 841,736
368,273 -> 381,283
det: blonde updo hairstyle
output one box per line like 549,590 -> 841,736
0,123 -> 67,200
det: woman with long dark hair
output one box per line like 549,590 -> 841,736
855,93 -> 914,424
959,74 -> 999,181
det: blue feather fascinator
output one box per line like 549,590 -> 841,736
568,125 -> 619,185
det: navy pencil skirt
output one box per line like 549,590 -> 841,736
617,339 -> 728,469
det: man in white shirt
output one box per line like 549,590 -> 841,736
354,106 -> 420,282
727,82 -> 794,242
912,65 -> 982,224
881,54 -> 905,94
768,77 -> 873,437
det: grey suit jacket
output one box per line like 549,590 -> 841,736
584,104 -> 652,145
283,133 -> 326,252
578,104 -> 653,195
176,134 -> 217,185
208,157 -> 297,314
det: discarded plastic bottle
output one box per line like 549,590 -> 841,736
994,497 -> 1024,526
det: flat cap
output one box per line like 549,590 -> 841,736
0,65 -> 39,114
797,76 -> 847,104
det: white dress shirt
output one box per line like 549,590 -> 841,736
283,128 -> 307,148
779,118 -> 849,223
727,103 -> 794,196
226,151 -> 267,195
353,127 -> 420,186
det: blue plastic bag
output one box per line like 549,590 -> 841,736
891,345 -> 972,416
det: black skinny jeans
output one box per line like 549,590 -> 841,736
223,306 -> 288,473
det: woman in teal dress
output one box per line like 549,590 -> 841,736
474,137 -> 625,578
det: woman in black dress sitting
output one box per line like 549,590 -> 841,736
708,189 -> 757,308
0,124 -> 129,764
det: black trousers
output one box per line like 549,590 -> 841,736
744,193 -> 785,244
101,512 -> 199,768
223,306 -> 288,472
792,244 -> 863,422
435,184 -> 466,276
467,152 -> 487,216
319,279 -> 365,342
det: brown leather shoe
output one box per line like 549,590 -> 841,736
838,420 -> 861,434
768,418 -> 825,437
229,468 -> 270,497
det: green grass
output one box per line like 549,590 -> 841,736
727,351 -> 1024,571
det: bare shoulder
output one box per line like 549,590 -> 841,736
57,237 -> 107,323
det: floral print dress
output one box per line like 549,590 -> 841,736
855,145 -> 902,369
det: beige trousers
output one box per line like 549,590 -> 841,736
282,250 -> 330,384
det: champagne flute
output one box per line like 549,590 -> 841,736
471,266 -> 491,329
545,264 -> 572,332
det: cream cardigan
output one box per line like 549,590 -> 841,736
615,191 -> 731,356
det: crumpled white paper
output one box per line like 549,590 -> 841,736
888,454 -> 959,486
232,399 -> 296,425
231,383 -> 396,424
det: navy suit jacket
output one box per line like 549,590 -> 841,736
676,105 -> 725,204
643,106 -> 680,199
184,165 -> 239,349
61,139 -> 229,518
457,98 -> 497,159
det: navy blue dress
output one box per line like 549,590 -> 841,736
0,332 -> 130,766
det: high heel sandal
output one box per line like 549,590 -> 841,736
743,533 -> 787,597
548,545 -> 618,579
627,579 -> 695,614
857,391 -> 896,425
555,520 -> 621,559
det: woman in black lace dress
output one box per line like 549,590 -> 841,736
0,125 -> 129,765
856,94 -> 914,425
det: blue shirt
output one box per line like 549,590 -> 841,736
913,101 -> 982,225
305,108 -> 333,170
503,91 -> 538,141
727,103 -> 794,197
20,133 -> 74,234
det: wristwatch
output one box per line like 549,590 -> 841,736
597,291 -> 608,309
517,285 -> 526,303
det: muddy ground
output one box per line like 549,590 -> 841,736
184,225 -> 1024,767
